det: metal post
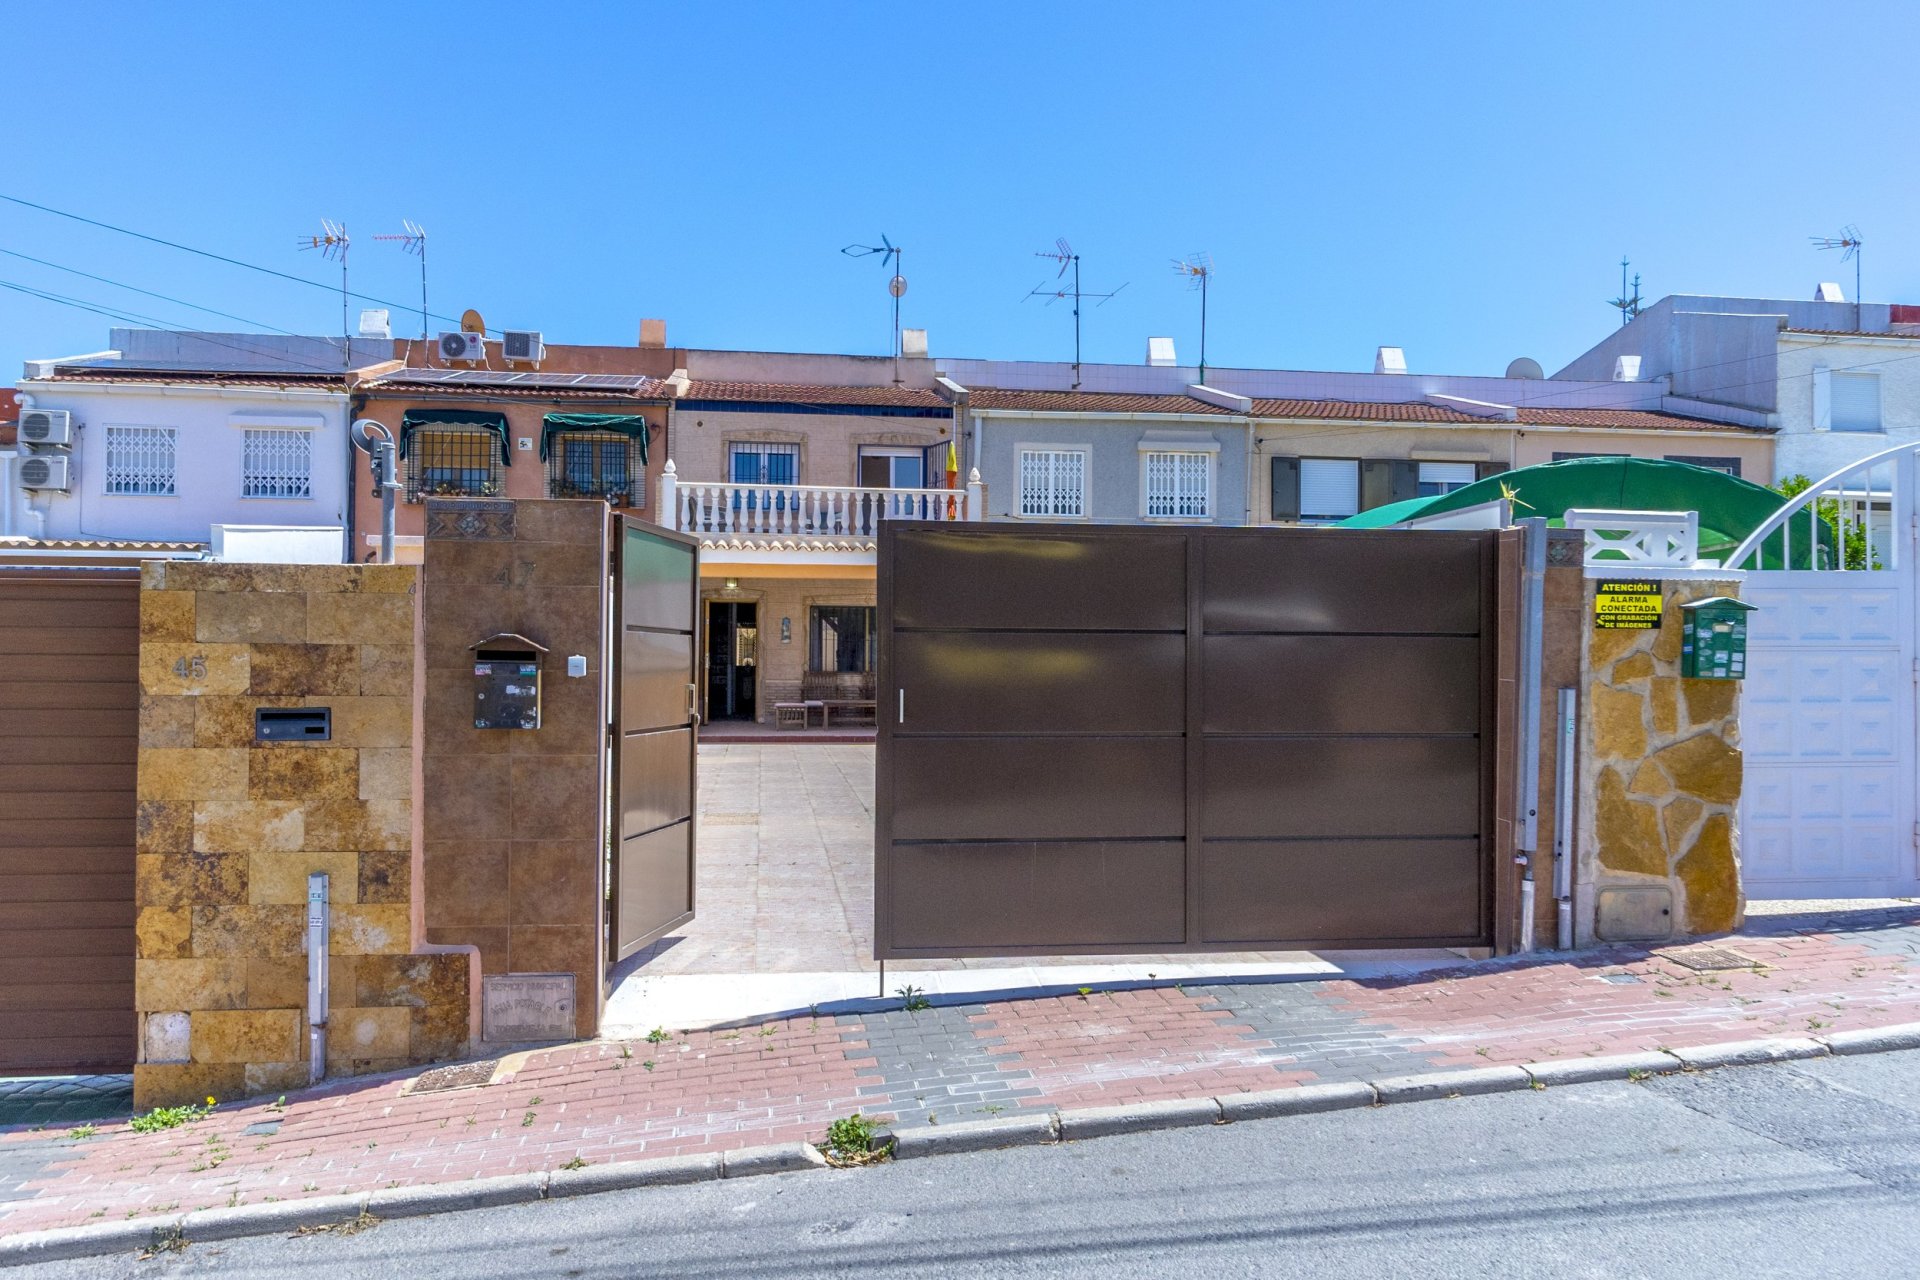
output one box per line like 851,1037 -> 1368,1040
307,872 -> 330,1084
376,440 -> 398,565
1553,687 -> 1577,950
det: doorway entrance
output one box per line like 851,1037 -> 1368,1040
706,600 -> 758,721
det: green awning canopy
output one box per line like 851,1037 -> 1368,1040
399,409 -> 512,467
540,413 -> 652,463
1335,457 -> 1827,567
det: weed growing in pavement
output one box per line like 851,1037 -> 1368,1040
267,1096 -> 287,1112
559,1156 -> 588,1171
897,985 -> 931,1013
130,1097 -> 216,1134
294,1209 -> 380,1238
1627,1069 -> 1652,1082
646,1027 -> 671,1044
464,1116 -> 477,1127
138,1226 -> 188,1259
642,1060 -> 656,1072
528,1095 -> 544,1105
1076,987 -> 1093,1000
821,1113 -> 888,1166
303,1182 -> 320,1192
521,1112 -> 537,1127
620,1045 -> 633,1059
1529,1081 -> 1546,1091
67,1124 -> 97,1140
1808,1017 -> 1830,1030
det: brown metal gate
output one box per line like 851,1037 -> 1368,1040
875,524 -> 1514,959
608,516 -> 700,964
0,569 -> 139,1073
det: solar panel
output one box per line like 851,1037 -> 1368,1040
376,367 -> 660,390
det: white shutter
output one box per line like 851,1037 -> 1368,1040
1143,451 -> 1210,518
1298,459 -> 1359,520
1417,461 -> 1476,494
1020,450 -> 1085,517
1831,372 -> 1881,432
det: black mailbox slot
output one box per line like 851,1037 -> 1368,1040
255,708 -> 332,742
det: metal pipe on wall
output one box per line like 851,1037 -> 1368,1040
1514,519 -> 1548,952
307,871 -> 330,1084
1553,687 -> 1577,950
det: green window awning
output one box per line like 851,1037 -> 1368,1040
399,409 -> 512,467
540,413 -> 652,463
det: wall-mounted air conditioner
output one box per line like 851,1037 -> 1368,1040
20,409 -> 74,446
19,454 -> 71,491
502,331 -> 544,364
438,331 -> 486,363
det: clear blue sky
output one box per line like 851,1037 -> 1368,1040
4,1 -> 1917,382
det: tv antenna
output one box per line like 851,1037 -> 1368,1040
1027,238 -> 1128,388
842,234 -> 907,371
1172,252 -> 1214,381
297,219 -> 350,366
373,221 -> 428,340
1811,224 -> 1865,311
1608,257 -> 1644,326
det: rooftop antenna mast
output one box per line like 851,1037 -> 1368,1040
1811,224 -> 1865,322
1172,252 -> 1214,382
842,234 -> 906,380
297,219 -> 350,367
1608,256 -> 1644,326
372,221 -> 428,340
1027,238 -> 1128,389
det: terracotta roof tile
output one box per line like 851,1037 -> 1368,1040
1251,399 -> 1488,422
965,388 -> 1233,414
682,381 -> 948,408
364,377 -> 672,401
1783,328 -> 1920,339
1511,407 -> 1765,432
39,366 -> 346,390
1249,398 -> 1765,434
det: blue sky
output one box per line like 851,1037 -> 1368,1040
4,1 -> 1917,381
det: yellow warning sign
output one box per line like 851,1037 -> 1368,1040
1594,579 -> 1662,630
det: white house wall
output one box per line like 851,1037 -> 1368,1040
16,383 -> 349,552
973,413 -> 1252,524
1772,335 -> 1920,483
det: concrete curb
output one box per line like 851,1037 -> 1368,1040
6,1029 -> 1917,1267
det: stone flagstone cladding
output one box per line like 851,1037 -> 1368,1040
1582,578 -> 1744,940
133,562 -> 472,1109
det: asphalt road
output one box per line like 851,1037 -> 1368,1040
18,1050 -> 1920,1279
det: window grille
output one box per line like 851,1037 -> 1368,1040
407,428 -> 502,502
1144,450 -> 1210,518
729,442 -> 800,485
810,605 -> 876,674
104,425 -> 177,496
1019,449 -> 1086,517
242,428 -> 313,498
546,432 -> 644,507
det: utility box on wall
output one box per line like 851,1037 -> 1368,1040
1679,597 -> 1756,680
470,632 -> 549,730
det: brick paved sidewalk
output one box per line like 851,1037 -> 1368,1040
3,904 -> 1916,1237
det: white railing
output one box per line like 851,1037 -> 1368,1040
658,460 -> 982,539
1725,443 -> 1915,574
1563,509 -> 1700,570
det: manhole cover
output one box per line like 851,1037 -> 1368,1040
403,1061 -> 498,1095
1660,947 -> 1761,972
1598,973 -> 1643,985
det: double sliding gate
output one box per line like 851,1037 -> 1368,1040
875,524 -> 1511,959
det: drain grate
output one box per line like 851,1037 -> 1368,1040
1660,947 -> 1761,972
402,1061 -> 498,1095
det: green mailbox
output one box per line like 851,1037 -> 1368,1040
1679,596 -> 1757,680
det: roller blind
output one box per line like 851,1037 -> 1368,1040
1832,372 -> 1881,432
1299,459 -> 1359,520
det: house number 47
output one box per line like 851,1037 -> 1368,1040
172,655 -> 208,679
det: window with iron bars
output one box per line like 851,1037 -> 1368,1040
545,433 -> 646,507
104,425 -> 177,496
242,428 -> 313,498
407,428 -> 503,502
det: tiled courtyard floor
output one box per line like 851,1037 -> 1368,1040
4,902 -> 1917,1236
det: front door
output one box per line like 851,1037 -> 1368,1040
705,602 -> 758,721
610,516 -> 699,964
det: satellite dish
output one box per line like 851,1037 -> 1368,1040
460,308 -> 487,334
1505,357 -> 1545,380
889,275 -> 908,299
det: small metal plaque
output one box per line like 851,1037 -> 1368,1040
482,972 -> 576,1043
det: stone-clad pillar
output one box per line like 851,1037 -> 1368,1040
1579,578 -> 1744,943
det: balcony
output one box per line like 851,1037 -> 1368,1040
658,461 -> 979,572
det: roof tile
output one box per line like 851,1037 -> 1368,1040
682,381 -> 948,408
965,388 -> 1232,414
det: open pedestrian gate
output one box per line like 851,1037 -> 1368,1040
1728,443 -> 1920,898
608,516 -> 700,963
874,524 -> 1516,959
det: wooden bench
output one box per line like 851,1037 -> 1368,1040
802,672 -> 876,728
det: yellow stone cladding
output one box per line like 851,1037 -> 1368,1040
1584,579 -> 1744,935
132,562 -> 471,1110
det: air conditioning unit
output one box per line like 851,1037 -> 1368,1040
19,409 -> 74,446
438,331 -> 486,363
502,330 -> 544,364
19,454 -> 71,491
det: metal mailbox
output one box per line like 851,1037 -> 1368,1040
1679,596 -> 1756,680
470,632 -> 549,730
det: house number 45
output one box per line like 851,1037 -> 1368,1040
172,655 -> 208,679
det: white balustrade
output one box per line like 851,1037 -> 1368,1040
657,461 -> 978,539
1562,509 -> 1700,570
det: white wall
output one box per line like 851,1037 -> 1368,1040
1772,334 -> 1920,482
15,380 -> 350,553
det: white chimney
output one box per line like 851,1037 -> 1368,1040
1147,337 -> 1177,367
1815,282 -> 1846,303
357,309 -> 391,339
900,328 -> 928,358
1374,346 -> 1408,375
1613,354 -> 1642,382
